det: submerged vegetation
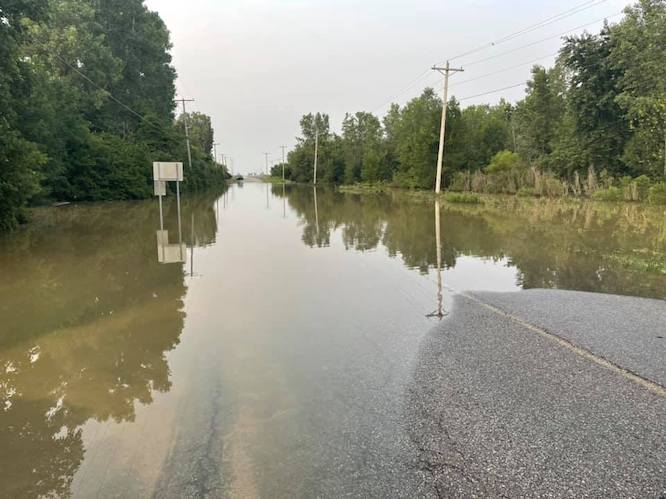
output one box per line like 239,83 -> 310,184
276,185 -> 666,297
273,0 -> 666,204
0,0 -> 226,232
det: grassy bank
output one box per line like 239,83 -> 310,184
336,172 -> 666,206
262,176 -> 295,184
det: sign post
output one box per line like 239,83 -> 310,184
153,162 -> 185,264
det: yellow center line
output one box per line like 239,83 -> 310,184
458,291 -> 666,398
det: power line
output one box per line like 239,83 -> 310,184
372,68 -> 432,114
448,0 -> 610,62
53,51 -> 231,164
53,53 -> 160,128
370,8 -> 621,116
464,11 -> 623,67
53,51 -> 202,149
459,82 -> 527,102
451,51 -> 560,87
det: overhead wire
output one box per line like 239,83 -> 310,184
372,7 -> 622,114
371,68 -> 433,113
450,51 -> 560,87
459,82 -> 527,102
447,0 -> 610,62
53,53 -> 159,128
464,11 -> 623,67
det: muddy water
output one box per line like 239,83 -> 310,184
0,183 -> 664,497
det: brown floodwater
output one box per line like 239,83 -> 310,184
0,183 -> 664,497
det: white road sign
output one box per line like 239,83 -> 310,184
153,162 -> 184,182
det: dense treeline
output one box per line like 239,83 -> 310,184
275,0 -> 666,203
0,0 -> 226,231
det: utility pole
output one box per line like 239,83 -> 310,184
313,127 -> 319,185
264,152 -> 270,176
176,98 -> 195,169
281,145 -> 287,182
432,62 -> 463,193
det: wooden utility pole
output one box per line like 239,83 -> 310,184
432,62 -> 463,193
176,98 -> 195,169
264,152 -> 270,176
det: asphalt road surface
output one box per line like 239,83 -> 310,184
406,289 -> 666,498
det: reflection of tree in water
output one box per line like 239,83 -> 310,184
283,187 -> 665,299
0,193 -> 221,498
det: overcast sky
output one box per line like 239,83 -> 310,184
144,0 -> 627,174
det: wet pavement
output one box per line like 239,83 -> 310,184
408,291 -> 666,498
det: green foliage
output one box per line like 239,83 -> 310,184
514,66 -> 565,165
0,0 -> 225,231
610,0 -> 666,177
392,89 -> 441,189
486,150 -> 523,173
560,28 -> 629,175
443,192 -> 482,204
647,182 -> 666,205
0,0 -> 47,230
176,112 -> 214,156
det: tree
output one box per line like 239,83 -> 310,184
341,112 -> 384,183
560,27 -> 629,175
0,0 -> 47,230
176,112 -> 214,156
609,0 -> 666,177
392,89 -> 441,189
514,66 -> 566,166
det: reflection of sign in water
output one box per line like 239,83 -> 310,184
156,230 -> 186,264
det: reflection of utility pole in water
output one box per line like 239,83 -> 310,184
176,180 -> 182,244
282,183 -> 286,219
281,145 -> 287,182
266,183 -> 270,209
313,185 -> 319,237
190,212 -> 194,277
427,200 -> 445,319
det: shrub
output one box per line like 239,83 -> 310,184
485,150 -> 523,173
647,182 -> 666,205
444,192 -> 482,204
593,186 -> 624,202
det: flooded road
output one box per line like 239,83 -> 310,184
1,183 -> 664,497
